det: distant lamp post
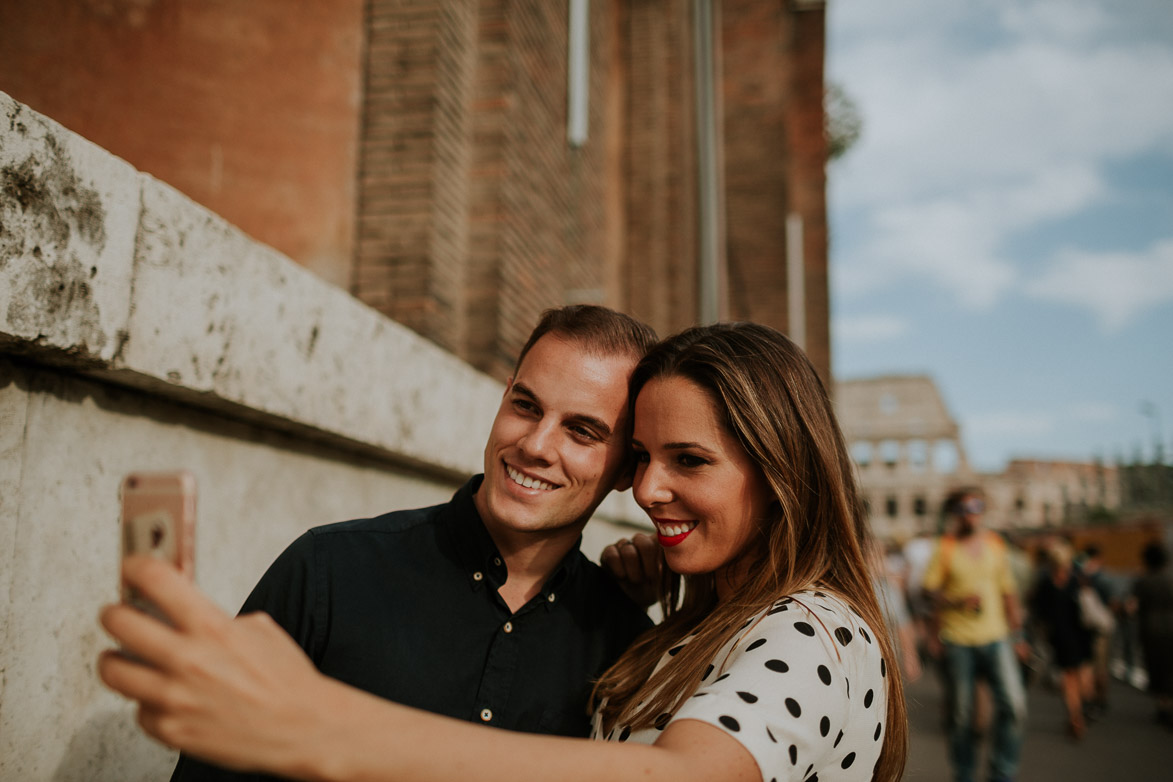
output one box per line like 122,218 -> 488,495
1140,400 -> 1164,464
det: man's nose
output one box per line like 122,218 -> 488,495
517,419 -> 557,463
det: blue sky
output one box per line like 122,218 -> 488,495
826,0 -> 1173,472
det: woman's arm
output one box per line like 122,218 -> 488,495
99,557 -> 759,782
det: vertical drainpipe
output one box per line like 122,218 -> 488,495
694,0 -> 725,324
787,212 -> 806,349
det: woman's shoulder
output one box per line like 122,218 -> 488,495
733,590 -> 885,674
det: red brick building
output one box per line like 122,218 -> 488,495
1,0 -> 830,380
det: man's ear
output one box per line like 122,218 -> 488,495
501,376 -> 514,398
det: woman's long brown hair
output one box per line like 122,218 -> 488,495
590,323 -> 908,782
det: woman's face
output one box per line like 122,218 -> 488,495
631,375 -> 775,599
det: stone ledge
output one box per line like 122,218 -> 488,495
0,91 -> 498,478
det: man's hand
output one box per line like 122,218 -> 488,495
599,532 -> 662,608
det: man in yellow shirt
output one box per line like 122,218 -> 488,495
923,488 -> 1028,782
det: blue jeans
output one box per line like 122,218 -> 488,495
942,639 -> 1027,782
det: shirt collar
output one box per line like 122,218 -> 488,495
441,475 -> 583,603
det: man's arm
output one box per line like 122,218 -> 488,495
171,532 -> 321,781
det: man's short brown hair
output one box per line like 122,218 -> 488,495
513,305 -> 658,375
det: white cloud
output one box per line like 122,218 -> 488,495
835,165 -> 1103,307
999,1 -> 1110,45
1024,238 -> 1173,330
964,410 -> 1056,438
1067,402 -> 1118,423
830,2 -> 1173,209
833,314 -> 911,344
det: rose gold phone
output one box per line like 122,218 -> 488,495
120,471 -> 196,614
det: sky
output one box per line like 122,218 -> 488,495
825,0 -> 1173,472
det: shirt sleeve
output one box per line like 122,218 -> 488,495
670,596 -> 887,781
239,530 -> 324,662
921,542 -> 945,593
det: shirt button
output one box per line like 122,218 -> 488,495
472,571 -> 484,582
503,621 -> 513,633
493,556 -> 503,566
480,708 -> 493,722
547,593 -> 557,603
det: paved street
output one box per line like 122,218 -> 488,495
902,670 -> 1172,780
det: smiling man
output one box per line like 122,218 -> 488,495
172,306 -> 658,782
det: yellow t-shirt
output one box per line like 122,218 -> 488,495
922,531 -> 1017,646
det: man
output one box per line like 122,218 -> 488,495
922,488 -> 1028,782
172,305 -> 658,781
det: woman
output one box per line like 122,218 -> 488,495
100,323 -> 908,782
1030,541 -> 1094,738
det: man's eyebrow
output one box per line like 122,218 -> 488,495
512,382 -> 613,439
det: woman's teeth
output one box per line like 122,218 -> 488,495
656,520 -> 698,537
506,465 -> 555,491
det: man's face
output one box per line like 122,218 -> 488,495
474,334 -> 636,546
956,494 -> 984,535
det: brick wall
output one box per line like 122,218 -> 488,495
356,0 -> 625,377
622,0 -> 700,338
0,0 -> 365,291
720,0 -> 829,383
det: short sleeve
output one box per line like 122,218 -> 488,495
670,595 -> 887,781
921,543 -> 945,593
240,530 -> 323,661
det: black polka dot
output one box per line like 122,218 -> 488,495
860,626 -> 872,643
817,664 -> 832,685
881,657 -> 887,678
703,664 -> 714,680
834,627 -> 853,646
746,638 -> 767,651
808,774 -> 819,782
819,715 -> 830,736
719,715 -> 740,732
691,691 -> 708,697
846,678 -> 851,698
715,673 -> 731,682
874,722 -> 882,741
788,619 -> 816,637
814,591 -> 827,598
786,697 -> 802,717
654,713 -> 672,730
668,644 -> 685,656
766,726 -> 777,743
737,691 -> 759,703
864,688 -> 874,708
618,726 -> 631,742
804,764 -> 814,778
768,603 -> 790,615
765,659 -> 789,673
789,744 -> 798,765
741,616 -> 755,628
833,729 -> 844,748
841,752 -> 856,770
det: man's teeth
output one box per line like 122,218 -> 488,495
656,520 -> 698,537
506,465 -> 555,491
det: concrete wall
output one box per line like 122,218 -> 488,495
0,92 -> 644,781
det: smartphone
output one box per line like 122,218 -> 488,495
120,471 -> 196,616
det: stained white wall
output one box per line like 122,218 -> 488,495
0,92 -> 645,781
